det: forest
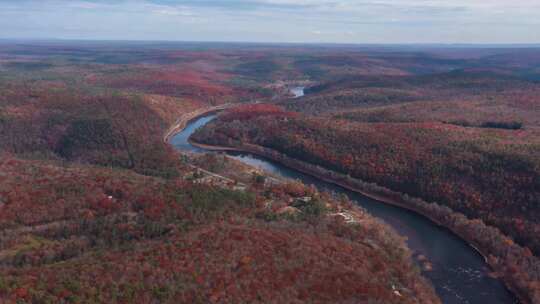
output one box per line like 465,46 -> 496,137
0,42 -> 448,303
191,59 -> 540,302
3,41 -> 540,303
0,154 -> 441,303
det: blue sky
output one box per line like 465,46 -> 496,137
1,0 -> 539,43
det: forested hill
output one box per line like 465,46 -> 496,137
0,43 -> 444,303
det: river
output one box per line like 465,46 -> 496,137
291,86 -> 305,98
170,90 -> 517,304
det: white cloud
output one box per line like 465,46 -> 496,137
0,0 -> 539,43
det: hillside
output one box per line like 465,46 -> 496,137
191,67 -> 540,302
0,155 -> 440,303
0,43 -> 442,303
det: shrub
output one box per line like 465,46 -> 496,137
293,198 -> 327,219
187,187 -> 256,218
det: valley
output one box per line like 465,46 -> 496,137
1,42 -> 539,303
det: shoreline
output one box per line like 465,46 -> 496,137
163,104 -> 234,143
189,141 -> 481,238
165,107 -> 531,303
188,139 -> 529,304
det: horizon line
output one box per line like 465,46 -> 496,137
1,38 -> 540,48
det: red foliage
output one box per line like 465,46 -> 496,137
198,114 -> 540,257
0,156 -> 439,304
105,69 -> 234,99
220,104 -> 299,122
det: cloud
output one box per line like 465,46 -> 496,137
0,0 -> 538,43
68,2 -> 102,9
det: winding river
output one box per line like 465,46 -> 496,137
171,88 -> 517,304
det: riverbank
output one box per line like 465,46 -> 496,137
163,104 -> 234,143
164,104 -> 534,303
189,139 -> 537,304
188,141 -> 471,225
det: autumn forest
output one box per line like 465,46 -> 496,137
1,41 -> 540,303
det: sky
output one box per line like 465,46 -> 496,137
1,0 -> 539,44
